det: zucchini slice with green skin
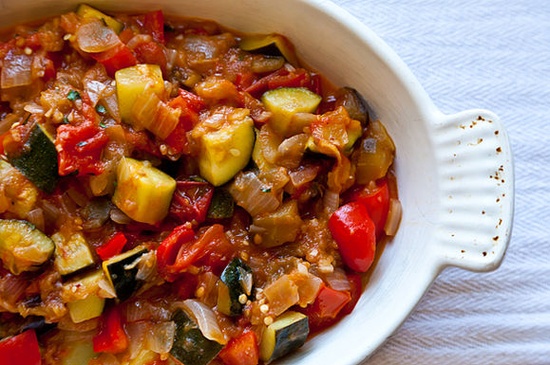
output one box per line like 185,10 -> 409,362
102,246 -> 148,301
7,124 -> 59,193
217,257 -> 253,316
262,87 -> 322,137
260,311 -> 309,363
170,309 -> 223,365
52,232 -> 95,276
0,219 -> 54,275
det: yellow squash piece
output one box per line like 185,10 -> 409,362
52,232 -> 95,276
76,4 -> 124,34
239,33 -> 299,66
112,157 -> 176,225
196,109 -> 255,186
67,295 -> 105,324
115,64 -> 165,125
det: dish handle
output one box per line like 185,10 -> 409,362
431,109 -> 514,272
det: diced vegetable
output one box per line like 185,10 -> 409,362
352,120 -> 395,184
206,187 -> 234,220
7,124 -> 59,193
67,294 -> 105,324
112,157 -> 176,225
195,108 -> 255,186
0,330 -> 41,365
169,180 -> 214,224
262,87 -> 322,137
170,308 -> 224,365
302,284 -> 351,332
0,160 -> 39,219
0,219 -> 54,274
52,232 -> 95,275
328,201 -> 376,272
156,224 -> 232,282
307,106 -> 363,154
115,64 -> 165,124
217,258 -> 253,316
60,339 -> 96,365
250,200 -> 303,247
95,232 -> 127,261
239,33 -> 299,66
218,331 -> 259,365
102,246 -> 148,301
76,4 -> 124,33
346,179 -> 391,237
260,311 -> 309,363
330,87 -> 369,125
93,305 -> 129,354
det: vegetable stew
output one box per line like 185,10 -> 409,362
0,5 -> 401,365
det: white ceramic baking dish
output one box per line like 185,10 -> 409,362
0,0 -> 514,364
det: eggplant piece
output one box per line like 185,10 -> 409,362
260,311 -> 309,363
102,246 -> 148,301
217,257 -> 253,316
170,309 -> 223,365
239,33 -> 299,66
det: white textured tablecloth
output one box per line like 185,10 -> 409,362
329,0 -> 550,364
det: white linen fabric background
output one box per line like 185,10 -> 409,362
330,0 -> 550,364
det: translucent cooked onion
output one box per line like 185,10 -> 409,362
323,189 -> 340,216
1,52 -> 33,88
147,321 -> 176,354
384,198 -> 402,237
76,21 -> 120,53
324,268 -> 352,291
229,171 -> 281,217
180,299 -> 227,344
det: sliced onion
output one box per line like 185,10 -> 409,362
229,171 -> 281,217
276,133 -> 308,169
0,272 -> 28,310
147,321 -> 176,354
323,189 -> 340,216
110,207 -> 133,224
26,208 -> 45,232
384,198 -> 402,236
324,268 -> 352,291
76,21 -> 120,53
262,275 -> 300,316
126,34 -> 153,50
1,51 -> 33,88
180,299 -> 227,344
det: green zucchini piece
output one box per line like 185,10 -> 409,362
7,124 -> 59,193
52,232 -> 95,276
170,309 -> 223,365
217,257 -> 253,316
0,219 -> 54,274
67,294 -> 105,324
112,157 -> 176,225
239,33 -> 299,66
196,109 -> 255,186
206,188 -> 234,220
260,311 -> 309,363
102,246 -> 148,301
262,87 -> 322,137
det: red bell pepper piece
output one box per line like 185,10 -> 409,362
164,89 -> 205,154
96,232 -> 128,261
93,305 -> 129,354
302,284 -> 351,332
346,179 -> 390,237
133,41 -> 167,75
328,201 -> 376,272
169,180 -> 214,224
91,43 -> 137,77
218,331 -> 259,365
0,330 -> 42,365
142,10 -> 165,44
157,224 -> 233,281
